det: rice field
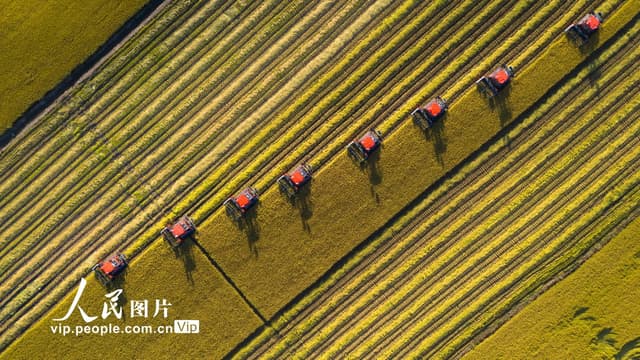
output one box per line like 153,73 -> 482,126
0,0 -> 638,357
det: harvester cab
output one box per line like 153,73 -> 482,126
565,12 -> 603,43
347,129 -> 383,164
476,65 -> 514,97
92,252 -> 127,286
278,163 -> 312,198
224,187 -> 259,220
161,216 -> 196,248
411,96 -> 448,130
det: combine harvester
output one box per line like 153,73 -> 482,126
224,187 -> 259,220
278,163 -> 313,199
565,11 -> 603,44
476,64 -> 515,97
411,96 -> 448,130
92,252 -> 127,286
161,216 -> 196,248
347,129 -> 383,164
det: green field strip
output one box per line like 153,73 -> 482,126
0,239 -> 262,357
271,70 -> 640,358
195,0 -> 639,324
463,216 -> 640,360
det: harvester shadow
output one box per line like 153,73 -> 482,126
363,151 -> 382,203
573,306 -> 589,318
579,31 -> 600,55
419,116 -> 448,166
594,327 -> 616,346
172,238 -> 197,285
616,337 -> 640,359
237,209 -> 260,257
286,186 -> 313,233
488,86 -> 513,147
105,273 -> 129,320
587,59 -> 602,91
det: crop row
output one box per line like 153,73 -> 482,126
272,70 -> 640,358
0,0 -> 308,291
0,0 -> 396,304
265,69 -> 640,359
0,0 -> 411,345
0,1 -> 222,186
0,0 -> 344,338
237,25 -> 640,357
0,0 -> 622,350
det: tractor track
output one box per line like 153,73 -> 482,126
419,170 -> 640,359
240,27 -> 637,357
451,189 -> 640,360
411,160 -> 640,360
302,69 -> 640,358
0,0 -> 402,344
